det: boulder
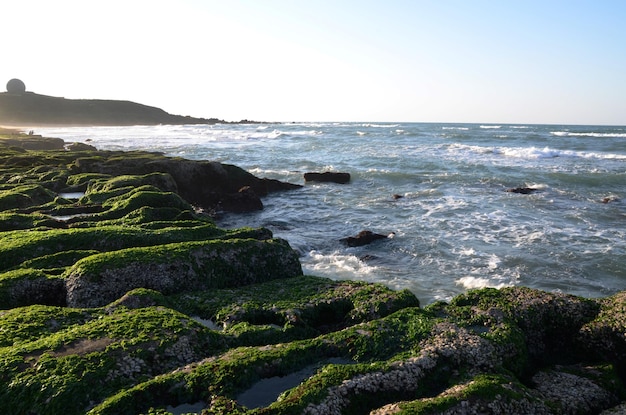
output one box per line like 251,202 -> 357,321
304,171 -> 351,184
341,230 -> 390,247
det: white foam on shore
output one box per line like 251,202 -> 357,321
455,276 -> 512,290
303,250 -> 378,278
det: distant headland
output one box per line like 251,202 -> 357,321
0,78 -> 255,126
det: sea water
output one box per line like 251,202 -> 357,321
36,123 -> 626,304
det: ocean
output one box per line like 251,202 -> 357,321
35,123 -> 626,304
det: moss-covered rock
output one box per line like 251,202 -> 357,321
0,184 -> 56,211
578,291 -> 626,375
0,223 -> 249,272
0,212 -> 61,231
65,237 -> 303,308
0,268 -> 66,308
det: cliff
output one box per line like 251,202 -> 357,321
0,91 -> 222,126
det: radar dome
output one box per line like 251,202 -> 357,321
6,78 -> 26,94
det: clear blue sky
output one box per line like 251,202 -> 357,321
2,0 -> 625,124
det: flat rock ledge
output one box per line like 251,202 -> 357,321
0,133 -> 625,415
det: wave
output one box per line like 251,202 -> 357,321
442,126 -> 469,131
551,131 -> 626,138
498,146 -> 626,160
248,129 -> 323,140
480,125 -> 502,129
302,250 -> 379,279
449,143 -> 626,160
360,123 -> 400,128
455,276 -> 513,290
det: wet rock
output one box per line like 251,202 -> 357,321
601,195 -> 620,204
219,186 -> 263,213
341,230 -> 390,247
304,171 -> 351,184
506,186 -> 539,194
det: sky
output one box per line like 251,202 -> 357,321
1,0 -> 625,125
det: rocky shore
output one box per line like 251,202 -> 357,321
1,129 -> 625,414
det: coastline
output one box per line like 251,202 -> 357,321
0,131 -> 624,414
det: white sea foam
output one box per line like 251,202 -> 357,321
480,125 -> 502,129
496,146 -> 626,160
303,250 -> 378,279
551,131 -> 626,138
361,123 -> 400,128
456,276 -> 512,290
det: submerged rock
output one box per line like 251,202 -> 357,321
341,230 -> 391,247
506,186 -> 539,194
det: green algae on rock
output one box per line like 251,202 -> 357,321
65,238 -> 303,308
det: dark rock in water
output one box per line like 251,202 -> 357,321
601,196 -> 620,204
392,194 -> 404,199
506,186 -> 539,194
341,230 -> 389,247
219,186 -> 263,213
359,254 -> 379,262
304,171 -> 351,184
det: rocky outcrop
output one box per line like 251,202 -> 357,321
68,153 -> 301,212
